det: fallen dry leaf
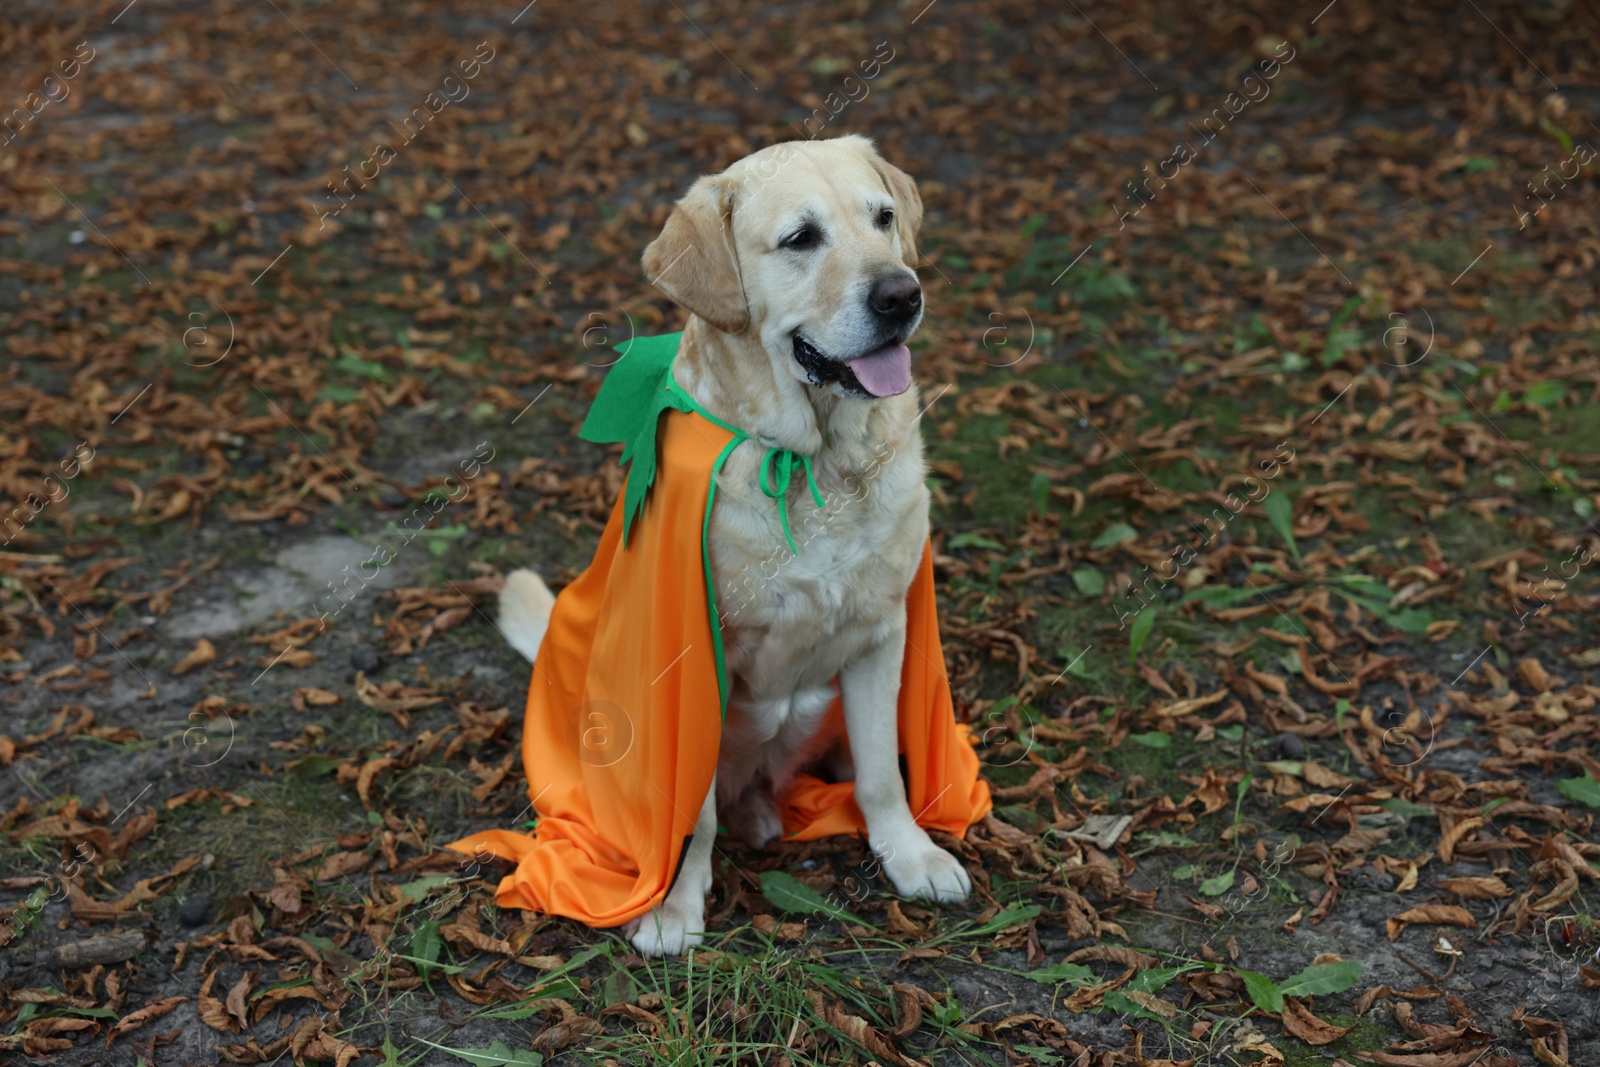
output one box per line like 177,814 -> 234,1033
1280,997 -> 1355,1045
106,996 -> 188,1043
1438,876 -> 1511,900
291,687 -> 342,711
171,638 -> 216,675
1388,905 -> 1477,940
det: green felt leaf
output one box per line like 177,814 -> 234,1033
579,333 -> 692,546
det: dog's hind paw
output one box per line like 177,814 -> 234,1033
881,834 -> 972,904
627,903 -> 706,956
723,787 -> 784,849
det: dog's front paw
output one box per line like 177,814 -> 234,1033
880,831 -> 972,903
627,902 -> 706,956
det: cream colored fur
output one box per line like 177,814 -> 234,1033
498,136 -> 969,956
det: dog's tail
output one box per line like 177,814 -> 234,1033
498,568 -> 556,663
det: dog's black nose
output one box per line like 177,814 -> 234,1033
868,274 -> 922,324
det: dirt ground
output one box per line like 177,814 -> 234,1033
2,1 -> 1599,1065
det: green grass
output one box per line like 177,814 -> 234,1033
352,927 -> 1015,1066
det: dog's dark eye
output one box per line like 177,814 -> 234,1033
876,207 -> 895,228
781,225 -> 821,251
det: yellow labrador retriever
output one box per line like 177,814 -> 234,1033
500,135 -> 969,954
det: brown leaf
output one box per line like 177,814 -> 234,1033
172,638 -> 216,675
198,968 -> 235,1033
26,1017 -> 97,1037
469,752 -> 517,804
530,1016 -> 605,1053
289,1014 -> 363,1067
1436,817 -> 1483,864
260,647 -> 316,669
601,1002 -> 663,1032
1439,876 -> 1510,900
1119,989 -> 1177,1018
885,900 -> 926,939
291,687 -> 342,711
1531,1036 -> 1571,1067
1516,657 -> 1554,693
516,954 -> 567,970
266,870 -> 307,913
225,972 -> 253,1030
1279,997 -> 1354,1045
357,756 -> 399,808
313,850 -> 370,882
887,983 -> 924,1038
1064,944 -> 1158,971
1530,859 -> 1578,913
106,996 -> 187,1043
1387,905 -> 1476,941
67,856 -> 199,921
354,671 -> 444,714
1303,762 -> 1356,789
1149,687 -> 1228,719
751,913 -> 808,941
1138,663 -> 1178,698
440,916 -> 516,956
1232,1028 -> 1286,1065
1355,1051 -> 1495,1067
812,992 -> 919,1067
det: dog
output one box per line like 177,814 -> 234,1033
497,135 -> 972,955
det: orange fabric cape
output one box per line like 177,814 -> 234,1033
448,333 -> 990,928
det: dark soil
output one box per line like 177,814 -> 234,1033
2,1 -> 1598,1065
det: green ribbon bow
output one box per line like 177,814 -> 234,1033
759,447 -> 826,555
581,332 -> 831,555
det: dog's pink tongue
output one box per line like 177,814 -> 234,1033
845,343 -> 912,397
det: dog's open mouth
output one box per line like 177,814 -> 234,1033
793,334 -> 912,398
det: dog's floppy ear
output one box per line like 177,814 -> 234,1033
642,174 -> 749,333
847,136 -> 923,270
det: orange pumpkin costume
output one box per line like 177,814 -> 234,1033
448,333 -> 990,928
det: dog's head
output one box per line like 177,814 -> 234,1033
642,134 -> 924,400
